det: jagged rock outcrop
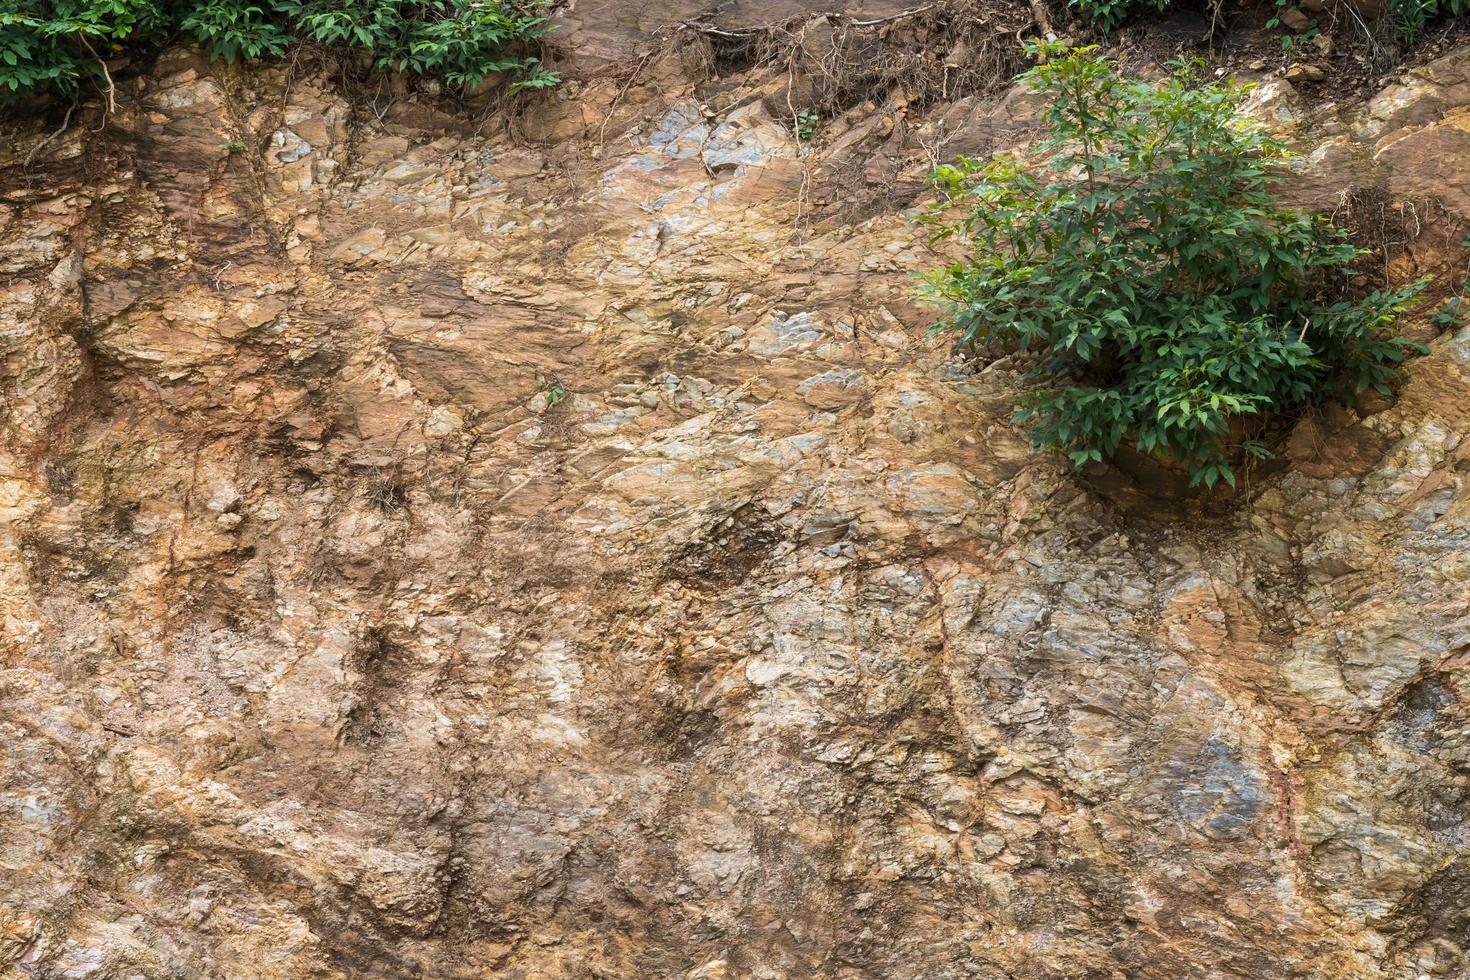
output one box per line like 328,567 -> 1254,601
2,5 -> 1469,977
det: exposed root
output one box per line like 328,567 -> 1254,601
785,25 -> 812,240
77,35 -> 117,118
1028,0 -> 1057,42
597,51 -> 654,151
1333,188 -> 1469,296
676,0 -> 1035,116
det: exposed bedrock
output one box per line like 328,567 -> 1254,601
2,5 -> 1470,977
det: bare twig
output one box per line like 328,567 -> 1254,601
597,51 -> 654,151
848,3 -> 936,27
677,20 -> 762,39
24,104 -> 75,168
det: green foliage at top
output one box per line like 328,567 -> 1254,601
1,0 -> 557,104
1396,0 -> 1470,43
1071,0 -> 1465,44
917,45 -> 1426,488
1,0 -> 160,99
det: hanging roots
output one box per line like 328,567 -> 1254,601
674,0 -> 1042,117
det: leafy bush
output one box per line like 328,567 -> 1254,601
178,1 -> 293,62
1,0 -> 556,104
2,0 -> 162,100
917,45 -> 1426,488
1394,0 -> 1470,43
1071,0 -> 1168,32
1074,0 -> 1464,42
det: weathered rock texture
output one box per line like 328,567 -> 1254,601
3,5 -> 1470,977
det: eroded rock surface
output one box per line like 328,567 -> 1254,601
3,11 -> 1470,979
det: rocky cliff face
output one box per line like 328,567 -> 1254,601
3,4 -> 1469,977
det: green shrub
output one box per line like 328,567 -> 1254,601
178,1 -> 293,62
2,0 -> 162,100
1074,0 -> 1464,43
1394,0 -> 1470,43
1,0 -> 556,104
1072,0 -> 1168,32
917,45 -> 1426,488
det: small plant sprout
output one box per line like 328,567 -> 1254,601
1434,294 -> 1465,330
793,109 -> 820,142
